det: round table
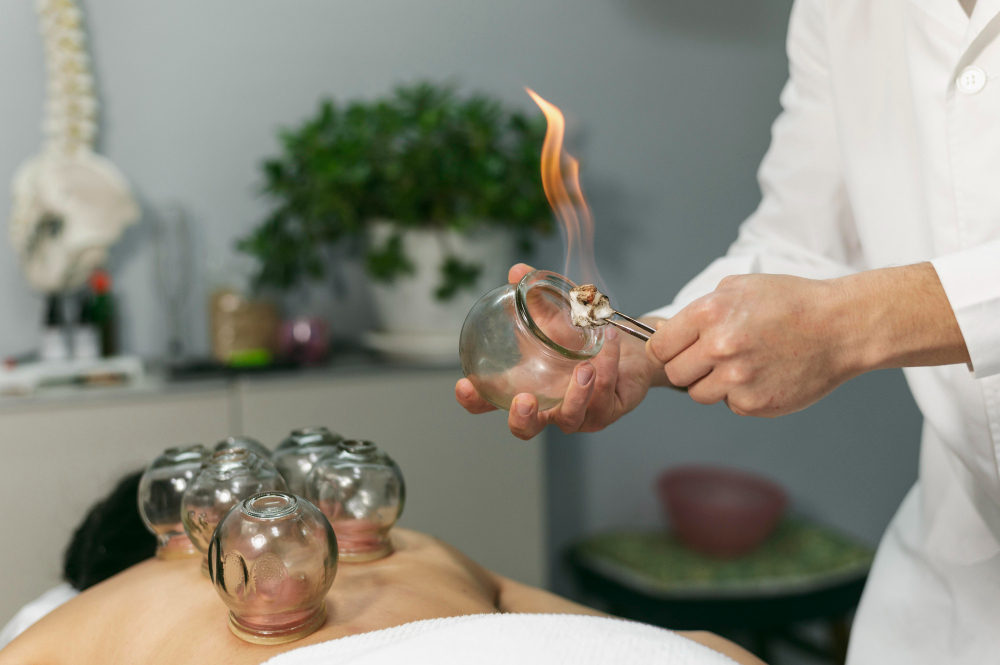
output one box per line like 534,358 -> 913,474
567,518 -> 874,664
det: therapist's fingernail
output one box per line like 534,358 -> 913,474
459,383 -> 473,399
606,327 -> 618,341
655,320 -> 666,330
515,398 -> 532,417
577,364 -> 594,386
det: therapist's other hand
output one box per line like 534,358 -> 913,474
455,264 -> 658,440
648,274 -> 852,417
647,263 -> 969,418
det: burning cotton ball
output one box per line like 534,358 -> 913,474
569,284 -> 613,328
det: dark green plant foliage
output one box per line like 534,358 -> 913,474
365,233 -> 414,282
436,257 -> 483,301
238,81 -> 554,299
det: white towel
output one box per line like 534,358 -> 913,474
264,613 -> 738,665
0,583 -> 79,649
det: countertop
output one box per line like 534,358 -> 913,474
0,352 -> 461,412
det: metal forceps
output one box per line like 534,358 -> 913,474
606,310 -> 656,342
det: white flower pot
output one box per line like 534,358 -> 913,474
363,221 -> 515,364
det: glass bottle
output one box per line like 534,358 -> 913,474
181,448 -> 286,575
40,293 -> 69,361
214,435 -> 272,459
208,491 -> 337,645
305,440 -> 405,562
72,293 -> 100,360
272,426 -> 344,495
137,444 -> 210,559
89,269 -> 117,357
459,270 -> 604,410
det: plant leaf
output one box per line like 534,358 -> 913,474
365,233 -> 415,283
435,256 -> 482,301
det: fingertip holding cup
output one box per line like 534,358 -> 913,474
457,379 -> 474,400
514,396 -> 533,417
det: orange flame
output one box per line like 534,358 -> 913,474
526,88 -> 607,294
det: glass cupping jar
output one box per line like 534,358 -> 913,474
214,435 -> 272,459
306,440 -> 405,562
272,427 -> 344,496
208,491 -> 337,645
138,444 -> 211,559
460,270 -> 604,410
181,448 -> 287,575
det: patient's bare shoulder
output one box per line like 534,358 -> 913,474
1,532 -> 501,665
0,561 -> 157,661
1,559 -> 259,665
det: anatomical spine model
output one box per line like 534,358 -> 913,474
9,0 -> 139,293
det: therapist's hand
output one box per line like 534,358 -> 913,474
456,264 -> 659,440
647,263 -> 970,417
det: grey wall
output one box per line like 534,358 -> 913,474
0,0 -> 921,594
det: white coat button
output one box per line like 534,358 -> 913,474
957,66 -> 987,94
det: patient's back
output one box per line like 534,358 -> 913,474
1,529 -> 501,665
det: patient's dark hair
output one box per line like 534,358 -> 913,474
63,470 -> 156,591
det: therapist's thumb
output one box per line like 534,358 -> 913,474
508,264 -> 534,284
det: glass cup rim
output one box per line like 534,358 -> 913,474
243,492 -> 298,519
337,439 -> 379,458
515,270 -> 604,361
160,444 -> 209,465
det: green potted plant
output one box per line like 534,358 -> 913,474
238,82 -> 553,354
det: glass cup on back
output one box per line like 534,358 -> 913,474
181,448 -> 286,575
208,491 -> 337,645
214,435 -> 272,459
305,440 -> 405,562
459,270 -> 604,411
138,444 -> 210,559
272,427 -> 344,496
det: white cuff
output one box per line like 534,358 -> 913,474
931,239 -> 1000,379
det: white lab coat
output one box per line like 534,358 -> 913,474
645,0 -> 1000,662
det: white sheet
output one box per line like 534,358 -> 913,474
1,591 -> 738,664
0,583 -> 78,650
264,613 -> 737,665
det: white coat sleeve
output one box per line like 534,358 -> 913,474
645,0 -> 864,320
931,241 -> 1000,378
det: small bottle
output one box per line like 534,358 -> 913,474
71,293 -> 101,360
40,294 -> 69,362
88,269 -> 117,357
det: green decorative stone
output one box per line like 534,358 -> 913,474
572,518 -> 874,598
